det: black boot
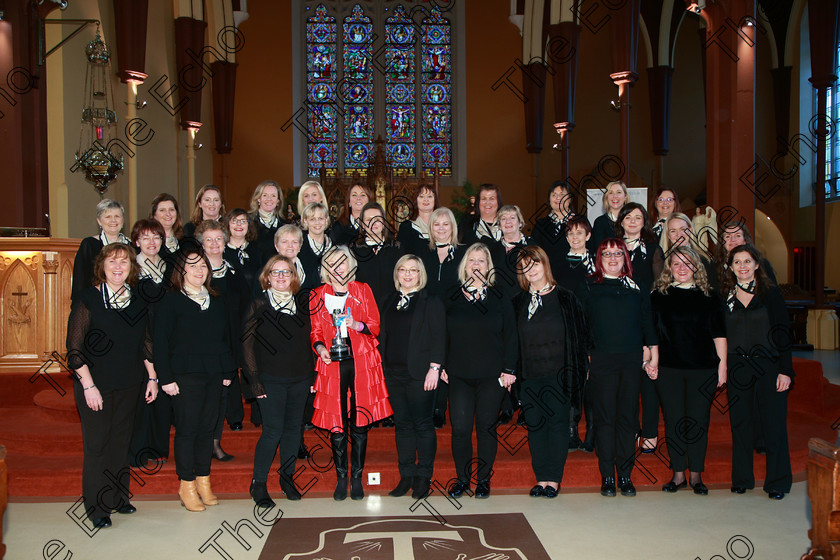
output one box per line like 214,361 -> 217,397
330,431 -> 349,501
249,480 -> 275,508
389,478 -> 413,497
350,427 -> 368,500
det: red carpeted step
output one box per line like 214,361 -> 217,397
33,389 -> 80,424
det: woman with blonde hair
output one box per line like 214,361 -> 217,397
249,180 -> 286,260
591,181 -> 628,247
297,180 -> 327,217
298,202 -> 334,288
421,207 -> 465,298
184,185 -> 225,238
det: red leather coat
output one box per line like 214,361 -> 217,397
309,281 -> 392,432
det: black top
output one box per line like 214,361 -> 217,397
554,252 -> 594,293
575,277 -> 658,353
66,286 -> 151,390
331,219 -> 362,246
444,290 -> 518,379
241,291 -> 316,396
297,236 -> 333,291
530,214 -> 596,281
458,214 -> 500,246
488,238 -> 533,300
381,297 -> 415,372
182,221 -> 197,239
514,287 -> 591,406
353,243 -> 403,312
397,220 -> 431,257
591,213 -> 617,248
224,243 -> 264,299
724,285 -> 794,377
380,289 -> 446,380
420,244 -> 467,299
210,266 -> 250,367
650,286 -> 726,369
252,216 -> 287,262
153,291 -> 237,384
627,242 -> 665,294
71,237 -> 105,304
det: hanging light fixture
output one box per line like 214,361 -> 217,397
73,25 -> 123,196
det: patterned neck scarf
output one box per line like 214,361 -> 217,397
99,230 -> 130,246
294,257 -> 306,286
670,281 -> 696,289
652,219 -> 666,238
412,218 -> 430,240
101,283 -> 131,309
625,237 -> 646,258
211,259 -> 234,279
308,234 -> 332,256
737,280 -> 756,294
436,243 -> 456,263
258,209 -> 278,229
182,285 -> 210,310
604,274 -> 639,291
502,234 -> 526,250
567,250 -> 595,274
476,219 -> 502,242
396,290 -> 418,310
267,288 -> 296,315
165,235 -> 179,253
137,253 -> 166,284
527,284 -> 553,320
463,284 -> 487,302
227,240 -> 250,266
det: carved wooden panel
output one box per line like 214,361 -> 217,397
1,260 -> 37,356
59,260 -> 73,354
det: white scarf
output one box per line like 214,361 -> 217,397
211,259 -> 234,279
605,274 -> 639,291
267,288 -> 296,315
295,257 -> 306,286
396,290 -> 418,310
476,219 -> 502,242
527,284 -> 553,320
411,218 -> 430,240
625,237 -> 647,258
501,234 -> 527,250
436,243 -> 456,263
227,241 -> 250,266
653,219 -> 666,237
165,235 -> 179,253
258,209 -> 278,229
137,254 -> 166,284
308,234 -> 332,255
463,284 -> 487,302
567,250 -> 595,275
99,231 -> 130,246
183,285 -> 210,310
101,283 -> 131,309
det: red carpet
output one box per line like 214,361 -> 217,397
1,358 -> 837,499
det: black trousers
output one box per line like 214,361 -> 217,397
129,389 -> 171,465
75,382 -> 142,519
520,375 -> 571,483
589,351 -> 641,478
172,373 -> 223,481
448,376 -> 506,482
727,356 -> 792,492
640,372 -> 661,439
252,376 -> 310,484
384,372 -> 437,479
656,367 -> 716,473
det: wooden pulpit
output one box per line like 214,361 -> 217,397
802,438 -> 840,560
0,237 -> 80,373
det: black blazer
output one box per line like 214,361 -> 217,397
379,289 -> 446,380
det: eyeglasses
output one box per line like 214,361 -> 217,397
601,251 -> 624,258
269,269 -> 292,278
139,235 -> 162,242
397,267 -> 421,274
657,197 -> 675,203
230,218 -> 249,225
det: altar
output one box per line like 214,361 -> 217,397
0,238 -> 79,373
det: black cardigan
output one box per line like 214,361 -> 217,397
379,290 -> 446,380
514,286 -> 592,408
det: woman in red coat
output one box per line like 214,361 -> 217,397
310,245 -> 392,501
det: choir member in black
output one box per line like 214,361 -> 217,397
310,246 -> 393,500
649,246 -> 727,495
575,238 -> 658,498
67,243 -> 158,528
443,243 -> 518,499
274,224 -> 319,292
531,181 -> 580,281
422,207 -> 466,298
71,199 -> 130,304
296,180 -> 327,223
156,249 -> 236,512
490,204 -> 533,299
298,202 -> 334,288
663,213 -> 716,283
183,184 -> 225,239
380,255 -> 445,499
650,188 -> 680,245
128,219 -> 172,467
249,180 -> 286,261
514,246 -> 590,498
420,207 -> 465,428
195,220 -> 248,455
714,221 -> 778,290
458,183 -> 503,246
334,183 -> 372,245
222,208 -> 264,295
615,202 -> 664,453
397,184 -> 439,255
591,181 -> 629,248
150,193 -> 186,263
354,202 -> 403,310
554,216 -> 597,452
243,256 -> 315,506
723,244 -> 792,499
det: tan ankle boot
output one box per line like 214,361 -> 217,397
179,480 -> 205,512
196,476 -> 219,506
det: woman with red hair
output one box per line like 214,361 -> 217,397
575,238 -> 658,499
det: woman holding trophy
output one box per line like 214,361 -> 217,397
309,246 -> 393,501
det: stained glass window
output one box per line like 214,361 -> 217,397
306,4 -> 338,177
824,41 -> 840,200
303,2 -> 454,179
421,8 -> 452,176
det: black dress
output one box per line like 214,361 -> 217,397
67,286 -> 151,519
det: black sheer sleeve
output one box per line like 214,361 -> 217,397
66,294 -> 92,377
241,297 -> 266,397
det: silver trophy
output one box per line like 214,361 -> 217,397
329,310 -> 351,361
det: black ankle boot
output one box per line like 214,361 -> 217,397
350,477 -> 364,500
389,478 -> 412,497
249,480 -> 275,508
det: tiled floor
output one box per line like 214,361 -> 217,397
4,349 -> 837,560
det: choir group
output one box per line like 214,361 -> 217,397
67,179 -> 792,528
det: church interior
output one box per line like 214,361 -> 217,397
1,0 -> 840,558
